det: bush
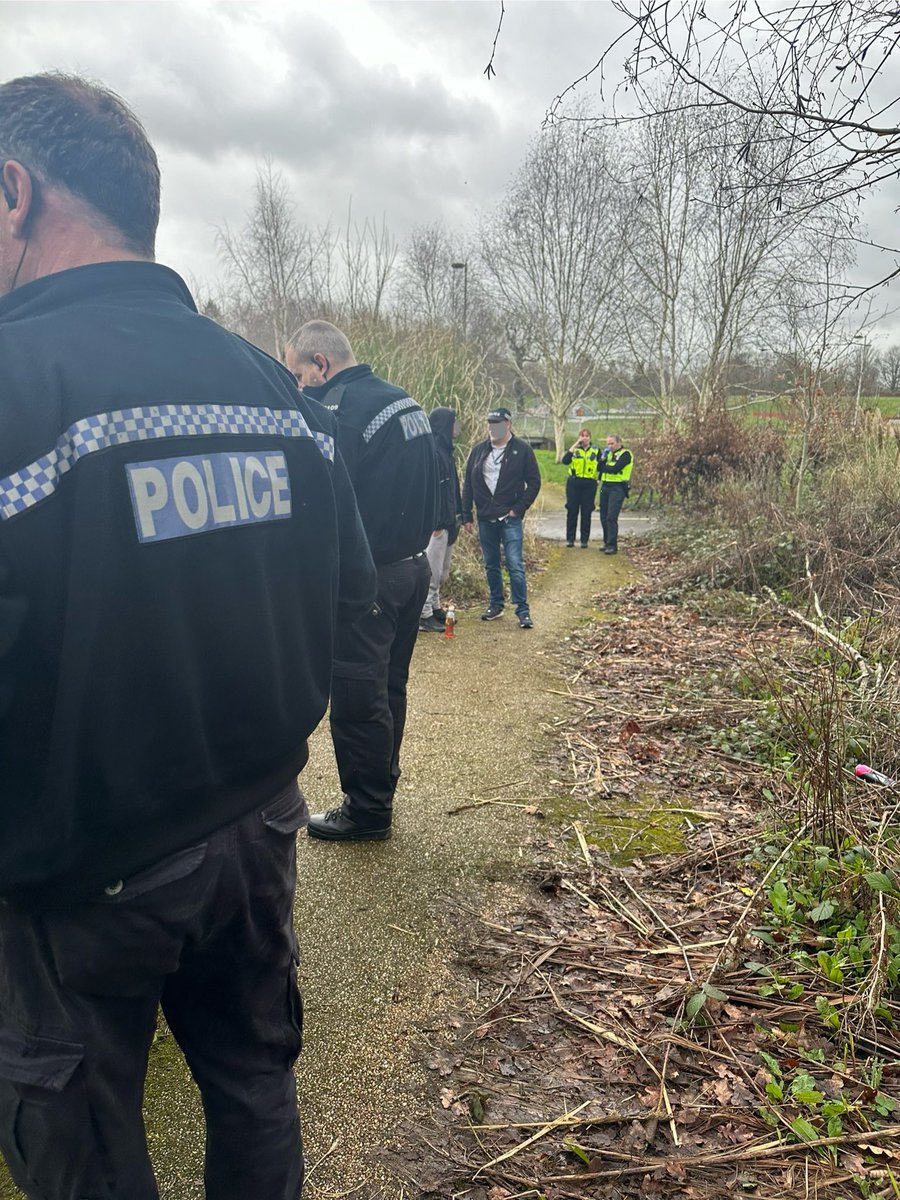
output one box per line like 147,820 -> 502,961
638,412 -> 786,503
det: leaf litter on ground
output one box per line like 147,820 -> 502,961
394,539 -> 900,1200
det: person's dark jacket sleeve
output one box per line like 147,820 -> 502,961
0,549 -> 27,725
332,447 -> 377,625
561,450 -> 574,466
511,443 -> 541,518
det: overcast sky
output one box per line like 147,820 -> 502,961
2,0 -> 898,336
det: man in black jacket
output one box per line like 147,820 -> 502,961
419,406 -> 462,633
285,321 -> 438,841
461,407 -> 541,628
0,73 -> 375,1200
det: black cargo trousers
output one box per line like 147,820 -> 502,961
564,476 -> 598,546
330,553 -> 430,828
0,782 -> 307,1200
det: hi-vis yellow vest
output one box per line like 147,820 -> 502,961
600,447 -> 633,485
569,446 -> 600,480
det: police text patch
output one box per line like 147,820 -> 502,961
126,450 -> 291,543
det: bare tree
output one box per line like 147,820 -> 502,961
617,86 -> 703,423
881,343 -> 900,393
334,199 -> 397,319
216,160 -> 326,357
481,115 -> 625,457
773,233 -> 853,508
612,78 -> 850,420
548,1 -> 900,290
398,222 -> 457,324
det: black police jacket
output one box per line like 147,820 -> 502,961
0,262 -> 376,906
304,365 -> 439,565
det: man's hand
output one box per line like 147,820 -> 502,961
463,521 -> 474,533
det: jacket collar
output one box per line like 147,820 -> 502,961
302,363 -> 372,406
0,261 -> 197,322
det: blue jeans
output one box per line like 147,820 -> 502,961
478,516 -> 529,617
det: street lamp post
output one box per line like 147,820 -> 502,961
451,261 -> 468,339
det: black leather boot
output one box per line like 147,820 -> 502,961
307,804 -> 391,841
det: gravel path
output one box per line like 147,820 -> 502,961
292,533 -> 634,1198
0,529 -> 636,1200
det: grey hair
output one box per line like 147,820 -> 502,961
286,320 -> 355,367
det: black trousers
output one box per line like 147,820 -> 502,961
0,783 -> 307,1200
599,483 -> 627,550
330,554 -> 430,825
565,477 -> 598,545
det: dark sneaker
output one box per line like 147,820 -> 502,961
431,608 -> 446,623
580,543 -> 589,549
481,606 -> 504,620
307,806 -> 391,842
566,541 -> 575,548
419,615 -> 445,633
603,547 -> 617,555
518,614 -> 534,629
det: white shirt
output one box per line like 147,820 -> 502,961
483,444 -> 506,495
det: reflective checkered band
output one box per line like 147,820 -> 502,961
0,404 -> 334,522
362,397 -> 419,443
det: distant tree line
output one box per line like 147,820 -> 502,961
200,83 -> 896,458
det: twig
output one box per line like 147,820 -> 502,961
473,1099 -> 593,1174
571,821 -> 596,888
763,586 -> 869,679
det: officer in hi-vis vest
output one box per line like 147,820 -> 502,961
599,433 -> 634,555
561,427 -> 600,548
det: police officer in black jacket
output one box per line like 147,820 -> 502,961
286,321 -> 438,842
0,74 -> 375,1200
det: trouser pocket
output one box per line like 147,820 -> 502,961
0,1030 -> 112,1200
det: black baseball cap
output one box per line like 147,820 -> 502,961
486,407 -> 512,422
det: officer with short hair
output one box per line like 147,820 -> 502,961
0,72 -> 375,1200
286,321 -> 439,842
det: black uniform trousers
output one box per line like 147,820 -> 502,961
565,477 -> 598,546
330,554 -> 430,827
599,482 -> 628,551
0,784 -> 307,1200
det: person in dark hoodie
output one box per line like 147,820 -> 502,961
0,73 -> 375,1200
419,406 -> 462,633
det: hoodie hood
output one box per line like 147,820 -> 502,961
428,406 -> 457,448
